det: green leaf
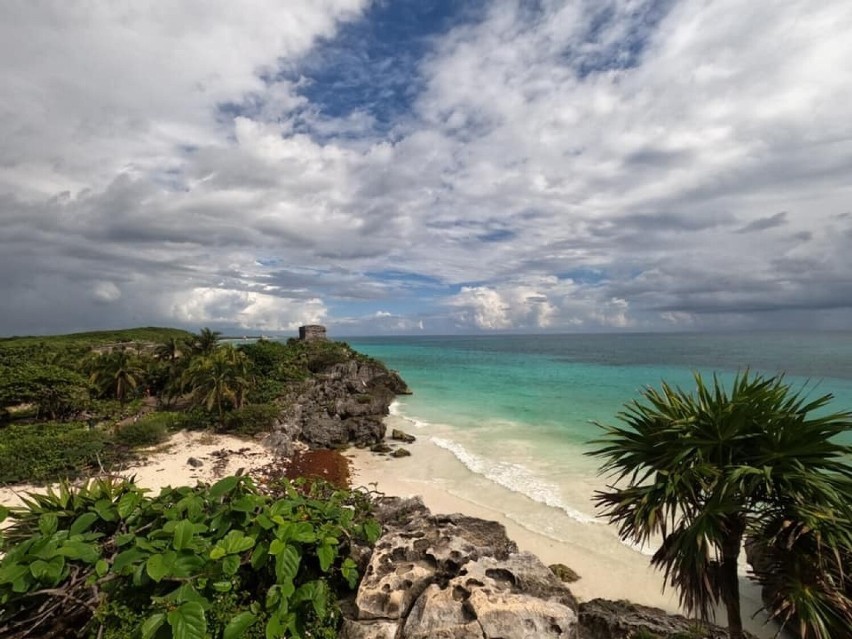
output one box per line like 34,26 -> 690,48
173,520 -> 194,551
289,521 -> 316,543
69,512 -> 99,536
209,476 -> 240,499
172,552 -> 206,578
112,547 -> 144,573
341,557 -> 359,589
212,580 -> 233,592
265,613 -> 283,639
167,601 -> 207,639
222,554 -> 240,576
268,539 -> 284,556
141,613 -> 166,639
0,504 -> 9,524
275,544 -> 300,583
38,513 -> 58,536
58,541 -> 100,564
93,498 -> 117,522
210,546 -> 226,560
223,611 -> 257,639
317,542 -> 335,572
146,553 -> 169,582
251,541 -> 269,570
95,558 -> 109,577
222,529 -> 255,554
363,520 -> 382,544
117,491 -> 141,518
29,556 -> 65,584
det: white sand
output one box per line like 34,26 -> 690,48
0,430 -> 275,509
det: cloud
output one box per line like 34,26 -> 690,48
1,0 -> 852,335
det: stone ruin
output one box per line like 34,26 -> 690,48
298,324 -> 327,341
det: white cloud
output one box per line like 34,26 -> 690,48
2,0 -> 852,334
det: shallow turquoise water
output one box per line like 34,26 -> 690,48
349,332 -> 852,449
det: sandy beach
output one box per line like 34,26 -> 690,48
0,430 -> 276,509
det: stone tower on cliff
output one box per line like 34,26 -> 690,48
298,324 -> 327,341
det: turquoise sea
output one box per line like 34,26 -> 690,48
349,332 -> 852,522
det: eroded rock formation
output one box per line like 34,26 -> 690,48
269,359 -> 410,451
341,497 -> 578,639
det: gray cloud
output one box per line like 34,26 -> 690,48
1,0 -> 852,335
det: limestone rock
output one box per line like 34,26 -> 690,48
345,498 -> 577,639
391,429 -> 416,443
549,563 -> 581,583
277,359 -> 408,449
391,447 -> 411,458
577,598 -> 753,639
186,457 -> 203,468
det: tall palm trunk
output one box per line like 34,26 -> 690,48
720,517 -> 746,639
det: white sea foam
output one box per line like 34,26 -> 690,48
430,437 -> 598,525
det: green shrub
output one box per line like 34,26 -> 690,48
0,423 -> 119,485
114,416 -> 169,448
221,403 -> 280,436
0,475 -> 381,638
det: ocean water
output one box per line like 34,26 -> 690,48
348,332 -> 852,528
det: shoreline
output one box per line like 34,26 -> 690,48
347,430 -> 782,639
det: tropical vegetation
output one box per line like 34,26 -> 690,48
0,475 -> 381,638
0,327 -> 376,485
589,372 -> 852,639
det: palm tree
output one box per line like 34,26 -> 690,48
87,347 -> 143,406
191,327 -> 222,357
588,372 -> 852,639
182,345 -> 251,422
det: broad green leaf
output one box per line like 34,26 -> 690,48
38,513 -> 58,536
29,556 -> 65,583
117,491 -> 141,518
146,553 -> 169,582
209,476 -> 240,499
210,546 -> 226,560
173,520 -> 194,551
69,512 -> 99,536
275,544 -> 300,583
265,613 -> 283,639
58,541 -> 100,563
112,548 -> 145,573
222,530 -> 255,554
212,580 -> 233,592
95,559 -> 109,577
222,554 -> 240,576
167,601 -> 207,639
289,521 -> 316,543
0,564 -> 30,586
93,498 -> 117,522
317,543 -> 335,572
251,541 -> 269,570
172,552 -> 206,578
223,611 -> 256,639
268,539 -> 284,556
141,613 -> 165,639
363,520 -> 382,544
341,557 -> 359,589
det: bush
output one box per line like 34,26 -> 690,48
0,423 -> 119,485
221,403 -> 280,436
0,476 -> 382,638
114,416 -> 169,448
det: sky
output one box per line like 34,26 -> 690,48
1,0 -> 851,337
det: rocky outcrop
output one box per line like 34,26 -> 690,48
270,359 -> 410,451
341,497 -> 578,639
577,599 -> 754,639
343,498 -> 758,639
